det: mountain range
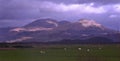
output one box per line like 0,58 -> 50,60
0,18 -> 119,43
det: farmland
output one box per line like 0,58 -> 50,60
0,44 -> 120,61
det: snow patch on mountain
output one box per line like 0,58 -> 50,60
6,37 -> 32,43
46,20 -> 58,27
11,27 -> 53,32
10,28 -> 25,32
78,19 -> 102,28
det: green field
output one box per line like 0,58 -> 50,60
0,44 -> 120,61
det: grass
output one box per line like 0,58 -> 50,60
0,44 -> 120,61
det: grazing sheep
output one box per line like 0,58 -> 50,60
64,48 -> 67,51
78,48 -> 82,50
40,51 -> 46,54
87,49 -> 90,52
99,48 -> 102,50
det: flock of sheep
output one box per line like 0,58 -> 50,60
40,47 -> 102,54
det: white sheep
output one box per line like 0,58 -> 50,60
87,49 -> 90,52
40,51 -> 46,54
99,48 -> 102,50
78,48 -> 82,50
64,48 -> 67,51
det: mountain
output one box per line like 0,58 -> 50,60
11,19 -> 110,32
24,18 -> 58,28
10,19 -> 58,32
0,18 -> 118,43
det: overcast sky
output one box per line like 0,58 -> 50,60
0,0 -> 120,30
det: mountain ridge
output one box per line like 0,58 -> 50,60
0,18 -> 119,43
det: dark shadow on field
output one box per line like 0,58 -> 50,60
77,56 -> 107,61
78,56 -> 120,61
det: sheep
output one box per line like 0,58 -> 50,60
40,51 -> 46,54
99,48 -> 102,50
78,48 -> 82,50
87,49 -> 90,52
64,48 -> 67,51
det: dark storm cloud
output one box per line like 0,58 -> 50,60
0,0 -> 120,29
0,0 -> 119,20
0,0 -> 40,20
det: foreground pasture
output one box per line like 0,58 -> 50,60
0,44 -> 120,61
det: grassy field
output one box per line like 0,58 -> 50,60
0,44 -> 120,61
